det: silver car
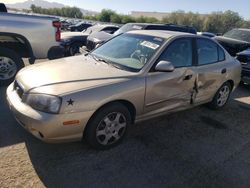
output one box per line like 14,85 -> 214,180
7,30 -> 241,149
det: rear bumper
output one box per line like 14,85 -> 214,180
47,46 -> 64,60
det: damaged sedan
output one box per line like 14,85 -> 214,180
215,28 -> 250,84
7,30 -> 241,149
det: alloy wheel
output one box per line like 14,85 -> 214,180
96,112 -> 127,146
0,57 -> 17,80
217,85 -> 230,107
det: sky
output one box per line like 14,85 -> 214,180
4,0 -> 250,19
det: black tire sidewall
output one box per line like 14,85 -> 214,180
85,103 -> 131,150
0,47 -> 24,86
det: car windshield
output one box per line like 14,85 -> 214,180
114,24 -> 144,35
223,29 -> 250,43
91,33 -> 165,72
83,25 -> 103,34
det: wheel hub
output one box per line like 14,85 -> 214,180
0,57 -> 18,80
217,85 -> 230,106
0,63 -> 9,73
106,123 -> 117,134
96,112 -> 127,146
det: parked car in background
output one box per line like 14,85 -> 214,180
214,28 -> 250,84
7,30 -> 241,149
86,23 -> 197,51
197,32 -> 216,38
61,24 -> 119,56
69,22 -> 92,32
60,19 -> 72,31
0,4 -> 63,86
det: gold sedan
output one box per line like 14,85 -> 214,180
7,30 -> 241,149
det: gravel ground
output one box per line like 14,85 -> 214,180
1,59 -> 250,188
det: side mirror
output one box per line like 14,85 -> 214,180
155,61 -> 175,72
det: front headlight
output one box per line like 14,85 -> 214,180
25,94 -> 62,114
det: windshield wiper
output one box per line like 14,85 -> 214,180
87,53 -> 125,70
86,53 -> 101,62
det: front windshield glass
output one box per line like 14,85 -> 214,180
223,29 -> 250,43
91,33 -> 165,72
114,24 -> 144,35
83,25 -> 102,34
75,21 -> 84,27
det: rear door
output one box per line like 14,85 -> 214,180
145,37 -> 196,114
194,38 -> 228,103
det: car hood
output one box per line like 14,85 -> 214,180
88,31 -> 113,42
16,55 -> 136,95
214,36 -> 250,56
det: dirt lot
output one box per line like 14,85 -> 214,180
1,60 -> 250,188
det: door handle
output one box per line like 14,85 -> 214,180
183,74 -> 193,80
221,68 -> 227,74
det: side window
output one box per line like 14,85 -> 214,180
197,39 -> 223,65
218,46 -> 225,61
158,38 -> 193,68
146,25 -> 166,30
145,25 -> 157,30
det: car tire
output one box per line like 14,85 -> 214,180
69,43 -> 82,56
0,47 -> 24,86
85,103 -> 131,150
208,82 -> 232,110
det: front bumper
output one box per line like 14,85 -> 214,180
86,39 -> 97,51
242,66 -> 250,84
6,83 -> 93,143
242,69 -> 250,84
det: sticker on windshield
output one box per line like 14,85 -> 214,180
140,41 -> 160,50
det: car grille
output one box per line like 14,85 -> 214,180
86,40 -> 96,51
13,80 -> 24,99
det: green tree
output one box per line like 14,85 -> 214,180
97,9 -> 116,22
110,14 -> 122,23
30,5 -> 82,18
30,5 -> 250,33
121,15 -> 136,23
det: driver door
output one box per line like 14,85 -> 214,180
144,38 -> 196,114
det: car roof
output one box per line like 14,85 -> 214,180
127,30 -> 194,39
126,23 -> 163,26
236,28 -> 250,32
123,23 -> 196,34
94,24 -> 119,28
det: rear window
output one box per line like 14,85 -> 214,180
223,29 -> 250,43
145,25 -> 196,34
114,24 -> 144,35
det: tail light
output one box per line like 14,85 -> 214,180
53,21 -> 61,42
